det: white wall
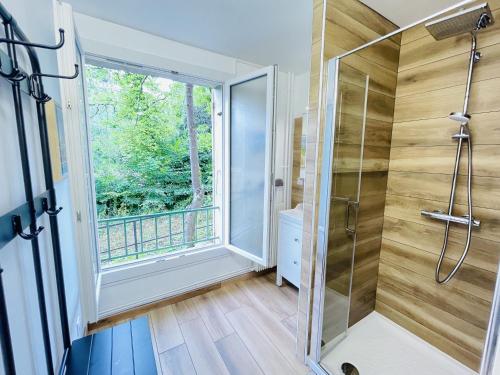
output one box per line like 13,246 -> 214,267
73,12 -> 261,82
0,0 -> 82,374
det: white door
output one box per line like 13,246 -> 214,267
224,66 -> 277,267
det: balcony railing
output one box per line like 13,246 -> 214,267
97,206 -> 219,266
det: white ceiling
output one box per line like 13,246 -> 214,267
66,0 -> 466,74
360,0 -> 464,26
65,0 -> 313,73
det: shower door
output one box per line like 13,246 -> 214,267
310,58 -> 369,364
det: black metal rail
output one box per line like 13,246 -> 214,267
0,2 -> 79,373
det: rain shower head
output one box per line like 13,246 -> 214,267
425,3 -> 494,40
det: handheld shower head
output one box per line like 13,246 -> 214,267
449,112 -> 470,124
425,3 -> 494,40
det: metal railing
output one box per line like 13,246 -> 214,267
97,206 -> 219,266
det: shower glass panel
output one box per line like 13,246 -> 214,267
317,59 -> 368,358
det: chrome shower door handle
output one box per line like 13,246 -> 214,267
333,196 -> 359,236
345,200 -> 359,236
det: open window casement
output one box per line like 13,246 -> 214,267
223,66 -> 277,267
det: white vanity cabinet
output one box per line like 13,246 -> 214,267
276,209 -> 303,288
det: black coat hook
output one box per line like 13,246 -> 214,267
12,215 -> 44,240
0,66 -> 25,81
42,198 -> 62,217
31,63 -> 79,81
29,64 -> 78,102
0,28 -> 65,50
29,76 -> 51,102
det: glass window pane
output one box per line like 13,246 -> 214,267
229,75 -> 268,259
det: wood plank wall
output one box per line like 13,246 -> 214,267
297,0 -> 398,360
376,3 -> 500,371
291,117 -> 304,208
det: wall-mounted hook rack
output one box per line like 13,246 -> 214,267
42,197 -> 62,216
0,191 -> 51,249
0,28 -> 65,50
0,4 -> 75,373
11,215 -> 44,240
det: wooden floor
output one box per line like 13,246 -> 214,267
148,272 -> 309,375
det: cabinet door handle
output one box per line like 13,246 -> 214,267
293,260 -> 298,265
293,238 -> 300,243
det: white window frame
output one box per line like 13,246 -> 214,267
81,54 -> 226,271
223,66 -> 277,267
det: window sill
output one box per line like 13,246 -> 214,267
100,245 -> 236,286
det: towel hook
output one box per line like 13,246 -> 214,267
29,64 -> 79,102
42,198 -> 62,217
12,215 -> 44,241
31,63 -> 79,81
0,28 -> 65,50
0,54 -> 26,82
0,66 -> 25,81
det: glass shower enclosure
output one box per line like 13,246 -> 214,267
310,58 -> 369,363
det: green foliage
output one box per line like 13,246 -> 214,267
86,64 -> 213,218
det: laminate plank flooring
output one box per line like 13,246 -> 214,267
149,273 -> 306,374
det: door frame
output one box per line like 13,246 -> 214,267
308,57 -> 340,364
53,0 -> 100,325
223,65 -> 278,266
308,55 -> 370,365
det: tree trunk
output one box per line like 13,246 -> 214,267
184,83 -> 204,246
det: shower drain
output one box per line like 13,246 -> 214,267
341,362 -> 359,375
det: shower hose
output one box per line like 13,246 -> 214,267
435,124 -> 473,284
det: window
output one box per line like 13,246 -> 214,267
84,59 -> 221,268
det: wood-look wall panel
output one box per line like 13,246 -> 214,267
338,81 -> 396,123
389,144 -> 500,177
327,15 -> 400,71
380,238 -> 497,302
375,301 -> 481,370
394,77 -> 500,123
327,0 -> 401,42
387,171 -> 500,210
378,262 -> 491,331
333,144 -> 390,173
397,43 -> 500,97
340,54 -> 398,96
376,284 -> 485,356
391,112 -> 500,147
291,118 -> 304,208
338,115 -> 393,148
400,26 -> 428,45
382,216 -> 500,273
